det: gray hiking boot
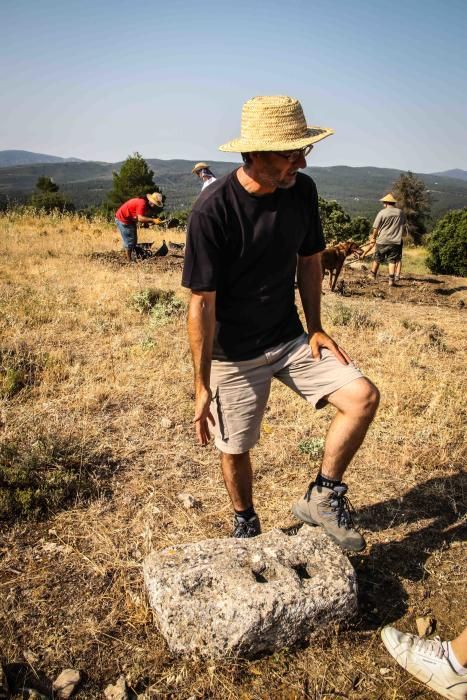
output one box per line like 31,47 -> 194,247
292,482 -> 366,552
232,514 -> 261,538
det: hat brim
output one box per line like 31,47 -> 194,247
192,163 -> 209,173
218,126 -> 334,153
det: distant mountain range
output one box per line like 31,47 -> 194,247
0,150 -> 466,221
0,150 -> 84,167
431,169 -> 467,182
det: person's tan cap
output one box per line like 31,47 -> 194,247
147,192 -> 163,207
192,162 -> 209,174
380,193 -> 397,203
218,95 -> 334,153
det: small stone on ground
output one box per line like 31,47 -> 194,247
104,675 -> 128,700
52,669 -> 81,699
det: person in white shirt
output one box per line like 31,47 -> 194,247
192,162 -> 216,191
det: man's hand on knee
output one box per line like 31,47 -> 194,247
309,329 -> 351,366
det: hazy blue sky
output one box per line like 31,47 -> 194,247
1,0 -> 466,171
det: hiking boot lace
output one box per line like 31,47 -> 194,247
330,486 -> 356,530
305,482 -> 356,530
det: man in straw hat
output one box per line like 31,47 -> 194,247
369,193 -> 407,286
182,95 -> 380,550
192,162 -> 217,191
115,191 -> 163,261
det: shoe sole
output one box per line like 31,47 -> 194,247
291,505 -> 366,553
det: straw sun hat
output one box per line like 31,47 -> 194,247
380,193 -> 397,203
147,192 -> 163,207
192,162 -> 209,174
219,95 -> 334,153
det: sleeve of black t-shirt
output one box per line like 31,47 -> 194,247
182,210 -> 226,291
297,177 -> 325,257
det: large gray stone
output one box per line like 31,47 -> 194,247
143,525 -> 358,658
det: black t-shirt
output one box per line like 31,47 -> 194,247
182,169 -> 325,360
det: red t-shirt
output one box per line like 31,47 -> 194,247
115,197 -> 148,224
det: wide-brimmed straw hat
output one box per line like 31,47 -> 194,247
380,193 -> 397,204
192,162 -> 209,174
219,95 -> 334,153
147,192 -> 163,207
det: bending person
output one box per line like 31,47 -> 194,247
115,192 -> 163,261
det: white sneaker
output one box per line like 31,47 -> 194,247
381,626 -> 467,699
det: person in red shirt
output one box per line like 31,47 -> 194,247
115,192 -> 163,261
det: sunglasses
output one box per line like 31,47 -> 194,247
272,145 -> 313,162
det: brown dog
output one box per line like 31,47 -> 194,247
321,241 -> 362,291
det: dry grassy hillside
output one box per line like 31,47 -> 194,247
0,212 -> 465,699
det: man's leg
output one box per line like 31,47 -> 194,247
394,258 -> 402,281
388,261 -> 397,286
221,451 -> 261,537
320,377 -> 380,480
293,376 -> 379,551
221,451 -> 253,511
209,356 -> 272,537
370,260 -> 379,278
452,628 -> 467,668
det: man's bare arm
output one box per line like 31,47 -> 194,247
187,290 -> 216,445
137,214 -> 160,224
297,252 -> 350,365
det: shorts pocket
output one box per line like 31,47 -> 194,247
212,388 -> 230,441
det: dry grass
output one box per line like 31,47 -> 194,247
398,247 -> 429,275
0,212 -> 466,699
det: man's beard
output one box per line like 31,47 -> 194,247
258,162 -> 297,190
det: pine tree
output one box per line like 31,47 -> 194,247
36,176 -> 59,193
318,197 -> 370,244
104,153 -> 163,216
30,177 -> 74,213
392,171 -> 431,244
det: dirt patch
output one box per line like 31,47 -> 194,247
89,253 -> 466,309
88,250 -> 185,272
327,267 -> 467,309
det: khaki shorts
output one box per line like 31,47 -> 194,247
210,333 -> 364,454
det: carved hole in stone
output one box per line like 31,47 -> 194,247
292,564 -> 311,580
253,571 -> 268,583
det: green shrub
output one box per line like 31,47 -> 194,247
298,437 -> 325,460
131,288 -> 185,324
0,345 -> 44,398
401,319 -> 423,331
329,303 -> 353,326
0,434 -> 115,522
169,208 -> 191,227
425,324 -> 448,351
131,288 -> 163,314
329,302 -> 376,329
149,294 -> 185,326
426,208 -> 467,276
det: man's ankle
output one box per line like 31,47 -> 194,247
234,505 -> 256,521
315,472 -> 342,490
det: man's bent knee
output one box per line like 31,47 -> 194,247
329,377 -> 379,418
357,379 -> 380,418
